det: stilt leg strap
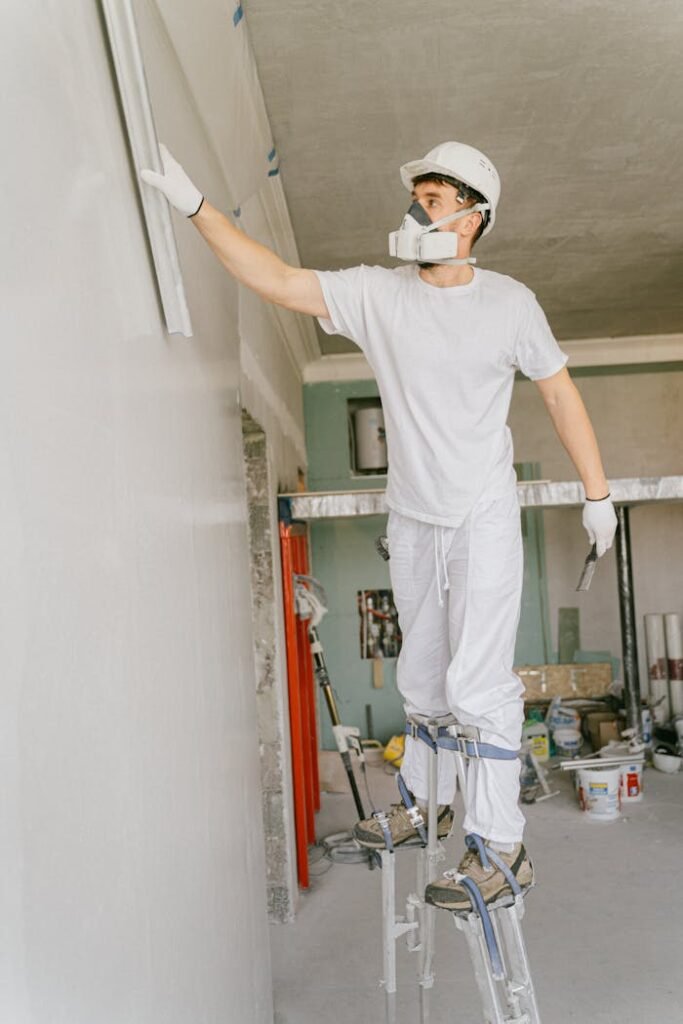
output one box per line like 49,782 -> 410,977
371,810 -> 394,853
455,875 -> 505,979
396,773 -> 428,846
405,721 -> 519,761
405,721 -> 438,752
447,832 -> 524,979
465,832 -> 492,869
464,832 -> 523,896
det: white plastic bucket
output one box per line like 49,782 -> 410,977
620,762 -> 643,803
553,727 -> 582,757
549,707 -> 581,732
578,767 -> 621,821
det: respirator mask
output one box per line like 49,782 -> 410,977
388,199 -> 490,266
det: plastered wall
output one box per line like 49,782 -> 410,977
1,2 -> 310,1020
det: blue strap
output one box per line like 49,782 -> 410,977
459,832 -> 525,977
438,732 -> 519,760
405,722 -> 519,761
465,832 -> 523,898
461,832 -> 519,978
465,832 -> 492,870
406,722 -> 437,751
396,774 -> 428,846
456,876 -> 505,979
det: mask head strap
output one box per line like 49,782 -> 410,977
425,203 -> 490,234
412,173 -> 491,233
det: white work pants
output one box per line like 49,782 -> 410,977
389,489 -> 526,844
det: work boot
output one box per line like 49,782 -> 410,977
353,802 -> 453,849
425,841 -> 533,911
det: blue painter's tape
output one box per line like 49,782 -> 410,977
267,147 -> 277,162
267,166 -> 280,177
233,4 -> 244,27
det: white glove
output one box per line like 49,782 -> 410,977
582,494 -> 618,557
140,144 -> 204,217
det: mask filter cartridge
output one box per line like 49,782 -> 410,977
388,200 -> 489,266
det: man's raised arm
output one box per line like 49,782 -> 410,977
140,145 -> 328,319
535,367 -> 618,557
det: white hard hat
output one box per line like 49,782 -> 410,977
399,142 -> 501,235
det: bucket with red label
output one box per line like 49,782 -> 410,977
619,762 -> 644,803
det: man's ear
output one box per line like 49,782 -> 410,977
462,210 -> 482,238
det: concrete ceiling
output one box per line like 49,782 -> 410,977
245,0 -> 683,356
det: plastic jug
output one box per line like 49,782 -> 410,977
523,720 -> 550,763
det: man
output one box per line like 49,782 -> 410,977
142,141 -> 617,910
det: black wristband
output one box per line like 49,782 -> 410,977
188,196 -> 205,218
586,492 -> 611,501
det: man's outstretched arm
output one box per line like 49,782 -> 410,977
140,145 -> 329,318
535,367 -> 618,556
535,368 -> 608,498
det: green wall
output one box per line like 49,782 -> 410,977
311,515 -> 404,748
304,379 -> 388,492
304,381 -> 552,749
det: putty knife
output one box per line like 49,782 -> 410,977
576,543 -> 598,591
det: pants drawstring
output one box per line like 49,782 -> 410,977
434,526 -> 451,608
441,529 -> 450,593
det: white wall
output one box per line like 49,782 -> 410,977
131,0 -> 318,490
509,370 -> 683,691
1,2 -> 310,1020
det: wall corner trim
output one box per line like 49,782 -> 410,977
560,332 -> 683,367
303,352 -> 374,383
304,333 -> 683,384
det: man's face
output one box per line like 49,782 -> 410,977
411,180 -> 481,246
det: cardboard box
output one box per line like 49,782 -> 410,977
598,720 -> 621,747
583,711 -> 621,751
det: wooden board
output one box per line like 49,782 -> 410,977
515,662 -> 612,700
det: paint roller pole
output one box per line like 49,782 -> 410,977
615,506 -> 642,738
308,623 -> 367,821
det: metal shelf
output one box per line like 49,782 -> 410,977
280,475 -> 683,521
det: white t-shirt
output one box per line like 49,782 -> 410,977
314,264 -> 568,527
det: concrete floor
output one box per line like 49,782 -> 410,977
271,759 -> 683,1023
